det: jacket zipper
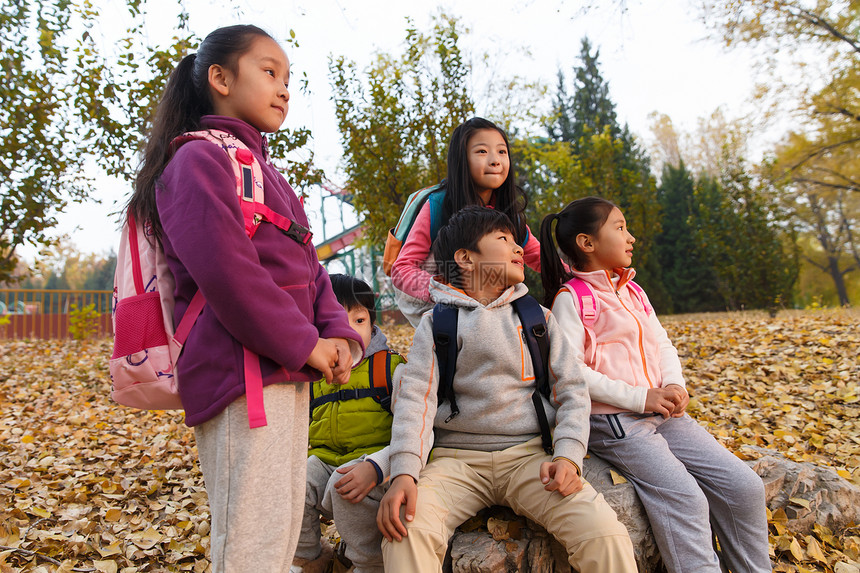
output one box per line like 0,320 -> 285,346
606,270 -> 654,388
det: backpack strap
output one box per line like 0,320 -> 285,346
370,349 -> 394,413
392,184 -> 442,242
432,303 -> 460,423
307,350 -> 394,412
512,295 -> 553,455
565,277 -> 598,327
426,190 -> 530,249
627,280 -> 653,316
427,189 -> 447,243
171,130 -> 312,246
564,277 -> 598,366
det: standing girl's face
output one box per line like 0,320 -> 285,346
209,36 -> 291,133
466,128 -> 510,204
580,207 -> 636,272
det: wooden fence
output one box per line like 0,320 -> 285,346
0,289 -> 113,340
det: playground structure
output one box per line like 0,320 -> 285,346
311,179 -> 397,312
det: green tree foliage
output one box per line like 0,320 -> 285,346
0,0 -> 91,283
1,2 -> 320,286
329,13 -> 475,246
530,37 -> 667,309
75,5 -> 320,191
547,38 -> 620,148
692,154 -> 799,313
656,162 -> 724,313
704,0 -> 858,306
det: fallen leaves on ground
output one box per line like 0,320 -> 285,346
0,308 -> 857,572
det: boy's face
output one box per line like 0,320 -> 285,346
347,305 -> 373,350
460,228 -> 525,293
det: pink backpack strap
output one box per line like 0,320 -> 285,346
173,130 -> 265,236
627,281 -> 653,316
565,277 -> 599,327
563,277 -> 598,365
169,129 -> 270,428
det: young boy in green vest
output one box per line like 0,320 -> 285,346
292,274 -> 406,573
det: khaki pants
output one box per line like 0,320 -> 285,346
382,437 -> 637,573
195,383 -> 309,573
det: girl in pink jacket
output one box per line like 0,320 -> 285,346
390,117 -> 541,325
539,197 -> 771,573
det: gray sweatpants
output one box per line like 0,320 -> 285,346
589,413 -> 771,573
195,383 -> 309,573
296,455 -> 387,573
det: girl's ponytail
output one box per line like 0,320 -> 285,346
128,25 -> 272,243
539,213 -> 569,308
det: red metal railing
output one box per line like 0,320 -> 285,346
0,289 -> 113,339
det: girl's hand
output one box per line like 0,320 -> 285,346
330,337 -> 352,386
664,384 -> 689,417
540,459 -> 583,497
306,338 -> 339,384
377,475 -> 417,542
645,387 -> 680,417
334,461 -> 378,503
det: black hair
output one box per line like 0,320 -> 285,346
440,117 -> 529,245
329,273 -> 377,325
431,205 -> 518,290
539,196 -> 618,307
129,25 -> 275,243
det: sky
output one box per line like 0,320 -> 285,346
41,0 -> 761,259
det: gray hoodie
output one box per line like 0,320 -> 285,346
389,279 -> 591,481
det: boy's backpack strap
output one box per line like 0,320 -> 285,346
307,350 -> 396,413
432,303 -> 460,423
512,295 -> 553,455
627,281 -> 653,316
369,349 -> 394,413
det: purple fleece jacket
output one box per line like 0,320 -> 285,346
156,116 -> 361,426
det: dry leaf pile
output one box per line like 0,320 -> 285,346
0,308 -> 858,572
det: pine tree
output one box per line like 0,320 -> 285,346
544,37 -> 668,309
656,162 -> 723,313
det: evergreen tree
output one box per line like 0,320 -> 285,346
656,162 -> 723,313
544,36 -> 668,309
692,157 -> 798,313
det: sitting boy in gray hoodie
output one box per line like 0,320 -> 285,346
377,206 -> 636,573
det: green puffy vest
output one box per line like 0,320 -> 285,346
308,350 -> 405,466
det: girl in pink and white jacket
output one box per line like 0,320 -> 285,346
539,197 -> 771,573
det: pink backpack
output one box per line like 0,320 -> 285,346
564,276 -> 652,364
110,130 -> 311,428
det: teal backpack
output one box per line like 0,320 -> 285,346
382,183 -> 529,276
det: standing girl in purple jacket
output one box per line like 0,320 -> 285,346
126,25 -> 363,572
539,197 -> 771,573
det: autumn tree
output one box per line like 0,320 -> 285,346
768,132 -> 858,306
0,0 -> 92,283
703,0 -> 858,306
329,13 -> 474,246
1,1 -> 319,285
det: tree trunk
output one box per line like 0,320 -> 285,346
826,255 -> 851,306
